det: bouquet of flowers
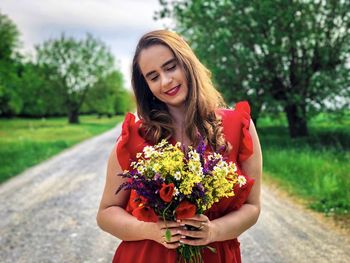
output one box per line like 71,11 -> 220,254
116,139 -> 246,263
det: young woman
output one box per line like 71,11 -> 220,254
96,30 -> 262,263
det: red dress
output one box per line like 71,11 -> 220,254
113,101 -> 255,263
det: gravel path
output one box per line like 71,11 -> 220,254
1,123 -> 349,263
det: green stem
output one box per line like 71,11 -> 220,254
162,201 -> 174,242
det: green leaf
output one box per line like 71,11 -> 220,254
165,228 -> 171,242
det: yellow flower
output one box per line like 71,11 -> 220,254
179,171 -> 201,195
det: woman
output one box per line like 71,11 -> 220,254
96,30 -> 262,263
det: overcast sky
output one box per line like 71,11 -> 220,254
0,0 -> 173,88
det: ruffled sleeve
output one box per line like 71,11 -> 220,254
116,113 -> 134,171
235,101 -> 254,163
116,113 -> 145,171
229,101 -> 255,210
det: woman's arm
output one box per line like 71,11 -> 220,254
178,119 -> 262,245
96,144 -> 181,248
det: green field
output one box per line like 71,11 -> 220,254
0,115 -> 123,183
258,112 -> 350,217
1,112 -> 349,221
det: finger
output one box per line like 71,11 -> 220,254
165,233 -> 181,243
160,221 -> 181,229
186,214 -> 208,221
180,237 -> 205,246
178,228 -> 204,239
161,232 -> 181,246
198,221 -> 205,230
163,241 -> 180,249
162,228 -> 181,239
178,219 -> 206,229
177,214 -> 208,225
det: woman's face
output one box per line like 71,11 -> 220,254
138,44 -> 188,109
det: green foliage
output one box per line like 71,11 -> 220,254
157,0 -> 350,137
0,61 -> 22,116
0,11 -> 20,60
115,89 -> 135,114
19,62 -> 64,116
259,113 -> 350,215
84,70 -> 130,116
0,115 -> 123,183
0,12 -> 130,120
0,12 -> 22,116
36,34 -> 116,123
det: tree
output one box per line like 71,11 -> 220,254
0,12 -> 22,116
84,70 -> 125,117
0,11 -> 20,61
156,0 -> 350,137
36,34 -> 115,123
19,62 -> 64,117
114,88 -> 135,115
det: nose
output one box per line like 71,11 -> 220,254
161,73 -> 173,88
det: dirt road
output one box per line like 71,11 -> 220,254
1,124 -> 349,263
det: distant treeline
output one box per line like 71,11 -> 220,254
0,12 -> 134,123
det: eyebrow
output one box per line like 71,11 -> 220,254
144,58 -> 177,79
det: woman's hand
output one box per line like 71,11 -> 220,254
177,214 -> 215,246
151,220 -> 182,249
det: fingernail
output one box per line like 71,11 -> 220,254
176,220 -> 181,223
181,235 -> 186,239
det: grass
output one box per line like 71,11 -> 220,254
257,113 -> 350,217
1,111 -> 349,220
0,115 -> 124,183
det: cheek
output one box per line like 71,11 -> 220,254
147,83 -> 159,96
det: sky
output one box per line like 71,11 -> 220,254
0,0 -> 173,89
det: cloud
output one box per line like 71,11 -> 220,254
1,0 -> 172,88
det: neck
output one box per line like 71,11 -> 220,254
167,105 -> 190,146
167,104 -> 185,126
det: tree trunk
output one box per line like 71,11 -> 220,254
68,107 -> 79,124
284,103 -> 308,138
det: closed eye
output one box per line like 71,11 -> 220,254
151,75 -> 159,81
167,64 -> 176,71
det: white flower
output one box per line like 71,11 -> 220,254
174,171 -> 182,180
143,146 -> 155,158
189,151 -> 200,162
237,175 -> 247,187
174,187 -> 179,196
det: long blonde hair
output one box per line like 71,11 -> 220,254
132,30 -> 228,151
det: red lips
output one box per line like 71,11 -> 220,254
165,85 -> 180,96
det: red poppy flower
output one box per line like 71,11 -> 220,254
132,205 -> 158,223
126,190 -> 147,212
159,183 -> 175,203
175,201 -> 196,220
